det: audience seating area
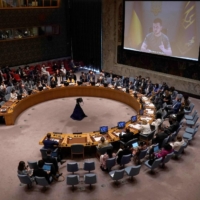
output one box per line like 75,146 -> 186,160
14,58 -> 199,191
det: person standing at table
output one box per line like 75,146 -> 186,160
43,133 -> 66,165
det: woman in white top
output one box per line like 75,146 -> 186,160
140,120 -> 151,135
41,65 -> 50,76
170,135 -> 185,151
151,118 -> 162,133
10,89 -> 17,100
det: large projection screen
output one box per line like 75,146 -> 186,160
123,1 -> 200,61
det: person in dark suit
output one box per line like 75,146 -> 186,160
167,116 -> 180,133
128,81 -> 135,90
43,133 -> 66,165
96,76 -> 104,84
43,149 -> 62,178
152,127 -> 169,148
119,127 -> 134,143
165,98 -> 181,117
70,72 -> 77,83
123,77 -> 129,87
87,71 -> 95,82
33,160 -> 52,184
117,145 -> 132,165
145,81 -> 153,96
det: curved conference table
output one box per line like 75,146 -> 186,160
0,85 -> 155,147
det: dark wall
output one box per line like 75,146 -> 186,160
70,0 -> 102,70
0,1 -> 70,67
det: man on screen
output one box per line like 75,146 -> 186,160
141,18 -> 172,56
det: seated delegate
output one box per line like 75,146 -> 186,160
17,161 -> 34,181
43,133 -> 66,165
100,149 -> 116,171
43,149 -> 63,180
170,135 -> 185,151
97,136 -> 110,148
119,127 -> 135,143
33,160 -> 52,184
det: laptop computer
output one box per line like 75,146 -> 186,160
132,142 -> 139,148
154,145 -> 160,153
42,164 -> 51,171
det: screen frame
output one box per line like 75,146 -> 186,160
99,126 -> 109,134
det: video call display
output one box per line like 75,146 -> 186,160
123,1 -> 200,61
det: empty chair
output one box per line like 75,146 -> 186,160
83,161 -> 95,173
161,152 -> 174,167
184,103 -> 194,114
120,154 -> 131,167
135,148 -> 148,164
125,165 -> 141,179
27,161 -> 38,170
17,174 -> 33,188
109,169 -> 124,183
106,157 -> 116,171
185,110 -> 197,120
71,144 -> 84,159
183,126 -> 198,142
144,157 -> 162,172
84,174 -> 97,188
186,115 -> 199,127
106,77 -> 112,84
35,176 -> 51,188
67,162 -> 79,174
185,123 -> 199,134
66,175 -> 79,189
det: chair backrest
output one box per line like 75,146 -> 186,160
129,165 -> 141,176
190,103 -> 195,112
176,126 -> 181,135
162,136 -> 169,147
170,131 -> 177,141
151,157 -> 162,170
27,161 -> 38,170
106,157 -> 116,170
66,175 -> 79,185
193,116 -> 199,124
148,130 -> 156,140
138,148 -> 148,160
83,161 -> 95,172
71,144 -> 84,153
40,148 -> 47,159
67,162 -> 79,173
126,138 -> 138,147
191,110 -> 197,118
97,144 -> 113,155
17,174 -> 32,185
162,152 -> 174,164
35,176 -> 49,186
113,169 -> 124,181
121,154 -> 131,165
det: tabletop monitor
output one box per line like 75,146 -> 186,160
100,126 -> 108,134
17,94 -> 22,100
131,115 -> 137,123
126,88 -> 129,93
117,121 -> 126,129
139,109 -> 144,115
